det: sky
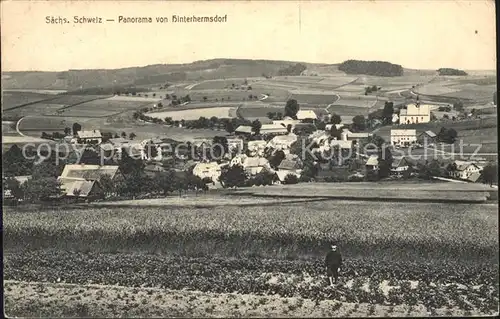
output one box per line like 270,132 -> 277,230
1,0 -> 497,72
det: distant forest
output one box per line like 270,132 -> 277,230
437,68 -> 468,76
277,63 -> 307,76
338,60 -> 404,77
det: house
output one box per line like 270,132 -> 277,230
77,130 -> 102,144
391,129 -> 417,147
192,162 -> 222,181
399,103 -> 431,124
60,179 -> 104,200
60,164 -> 122,182
266,134 -> 298,153
259,124 -> 289,136
365,155 -> 379,171
392,113 -> 399,124
391,157 -> 411,175
325,124 -> 344,131
235,125 -> 253,136
276,159 -> 302,182
296,110 -> 318,121
417,130 -> 437,145
230,154 -> 248,167
226,137 -> 244,153
342,129 -> 372,141
242,157 -> 270,176
449,161 -> 483,180
247,140 -> 267,157
273,119 -> 300,129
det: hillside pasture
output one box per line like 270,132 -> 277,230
59,98 -> 153,117
17,116 -> 99,135
354,75 -> 437,87
2,91 -> 55,110
108,95 -> 162,102
189,78 -> 264,90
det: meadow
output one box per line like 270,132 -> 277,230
4,199 -> 499,316
148,106 -> 238,121
2,91 -> 55,110
289,92 -> 340,105
59,98 -> 153,117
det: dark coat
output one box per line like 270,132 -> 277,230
325,250 -> 342,269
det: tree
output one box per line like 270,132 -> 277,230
114,133 -> 119,138
80,148 -> 101,165
283,174 -> 299,184
144,141 -> 159,160
284,99 -> 300,119
212,136 -> 229,159
119,148 -> 145,176
377,146 -> 393,178
330,125 -> 342,140
330,113 -> 342,125
225,121 -> 235,135
268,150 -> 286,169
453,101 -> 464,111
437,127 -> 458,144
116,171 -> 146,198
220,165 -> 246,188
64,127 -> 71,136
351,115 -> 366,132
129,132 -> 137,140
99,175 -> 115,197
121,132 -> 127,138
481,164 -> 498,186
382,101 -> 394,125
153,170 -> 175,195
3,144 -> 33,176
24,177 -> 62,202
32,160 -> 61,179
3,177 -> 24,200
72,123 -> 82,136
203,96 -> 208,102
251,119 -> 262,135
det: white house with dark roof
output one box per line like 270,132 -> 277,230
449,161 -> 483,180
247,140 -> 268,157
296,110 -> 318,121
391,129 -> 417,147
391,157 -> 411,175
399,103 -> 431,124
77,130 -> 102,144
267,134 -> 298,153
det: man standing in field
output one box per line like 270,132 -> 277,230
325,244 -> 342,286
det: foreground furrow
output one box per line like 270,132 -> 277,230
4,250 -> 499,313
8,280 -> 483,318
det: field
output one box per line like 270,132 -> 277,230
148,106 -> 238,121
289,92 -> 340,105
3,198 -> 499,317
57,98 -> 153,117
2,91 -> 56,110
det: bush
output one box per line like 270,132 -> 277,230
283,174 -> 299,184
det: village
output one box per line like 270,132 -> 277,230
3,97 -> 497,203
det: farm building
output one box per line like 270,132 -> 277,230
267,134 -> 298,153
365,155 -> 379,171
449,161 -> 483,181
59,164 -> 122,182
296,110 -> 318,121
399,103 -> 431,124
391,129 -> 417,147
77,130 -> 102,145
192,162 -> 222,181
417,130 -> 437,145
276,159 -> 302,183
391,157 -> 411,175
242,157 -> 270,176
247,140 -> 267,157
342,129 -> 372,142
60,179 -> 104,200
235,125 -> 253,136
259,124 -> 289,136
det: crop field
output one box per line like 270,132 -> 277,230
3,199 -> 499,316
236,105 -> 285,120
148,107 -> 238,121
289,92 -> 339,105
17,116 -> 99,134
189,78 -> 262,90
354,75 -> 437,87
330,97 -> 377,109
2,91 -> 55,110
58,98 -> 152,117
